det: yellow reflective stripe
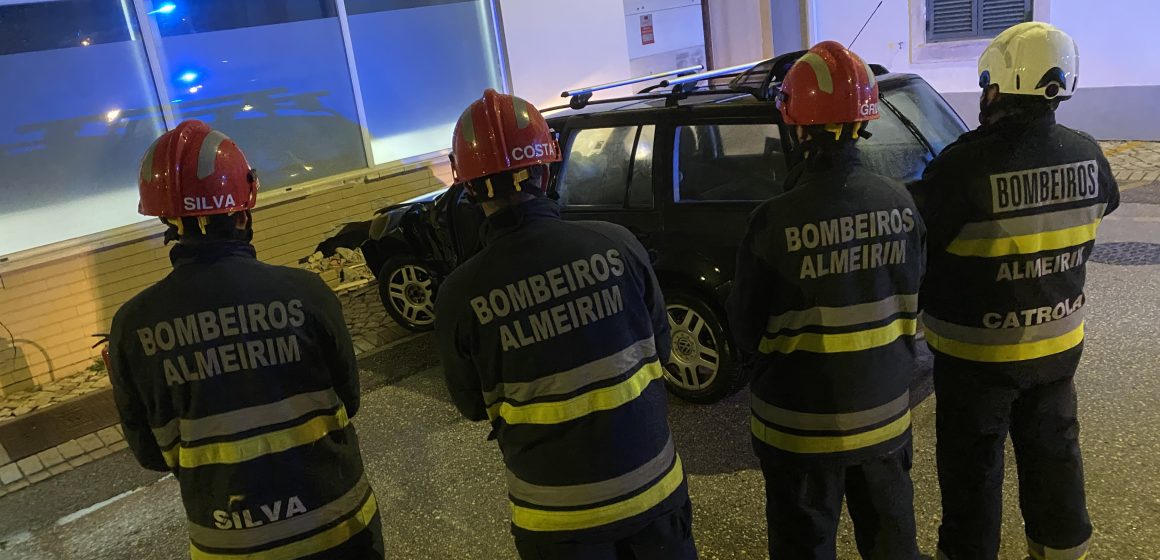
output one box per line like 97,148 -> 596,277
190,492 -> 378,560
188,475 -> 372,549
510,456 -> 684,532
507,437 -> 676,508
750,411 -> 911,454
1027,535 -> 1090,560
1030,552 -> 1088,560
799,52 -> 833,94
759,318 -> 916,355
164,408 -> 349,469
925,321 -> 1084,362
487,361 -> 664,425
947,219 -> 1100,257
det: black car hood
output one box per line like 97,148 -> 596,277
374,188 -> 445,216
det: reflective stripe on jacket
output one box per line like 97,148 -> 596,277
108,242 -> 379,558
729,151 -> 926,466
435,199 -> 688,542
912,111 -> 1119,368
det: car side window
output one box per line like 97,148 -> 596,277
557,126 -> 650,208
855,105 -> 932,182
673,123 -> 786,202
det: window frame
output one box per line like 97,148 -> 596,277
909,0 -> 1049,64
926,0 -> 1033,43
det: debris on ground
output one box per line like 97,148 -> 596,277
302,248 -> 375,291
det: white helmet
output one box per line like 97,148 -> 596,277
978,22 -> 1078,100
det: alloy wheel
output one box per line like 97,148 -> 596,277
664,303 -> 721,391
386,264 -> 435,327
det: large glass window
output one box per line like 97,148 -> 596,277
141,0 -> 367,187
0,0 -> 508,257
0,0 -> 165,256
345,0 -> 505,164
674,123 -> 786,202
556,126 -> 653,209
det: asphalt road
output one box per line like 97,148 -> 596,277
1,197 -> 1157,560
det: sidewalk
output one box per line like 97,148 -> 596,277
0,140 -> 1157,498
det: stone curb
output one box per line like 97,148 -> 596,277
0,425 -> 126,499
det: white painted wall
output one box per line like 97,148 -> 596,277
707,0 -> 773,67
623,0 -> 707,76
810,0 -> 1160,93
624,0 -> 704,60
498,0 -> 633,109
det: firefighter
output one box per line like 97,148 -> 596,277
910,22 -> 1118,560
107,120 -> 384,559
434,89 -> 697,560
728,41 -> 927,560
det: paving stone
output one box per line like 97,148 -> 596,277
48,463 -> 73,476
89,447 -> 113,460
56,440 -> 85,460
0,463 -> 22,485
26,470 -> 51,484
109,441 -> 129,452
77,433 -> 104,453
16,455 -> 44,476
36,447 -> 65,468
68,455 -> 93,468
3,480 -> 29,493
97,426 -> 124,446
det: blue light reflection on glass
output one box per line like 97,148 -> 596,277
149,3 -> 177,16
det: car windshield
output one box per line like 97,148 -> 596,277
882,80 -> 967,155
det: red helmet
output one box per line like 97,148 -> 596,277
777,41 -> 880,126
138,120 -> 257,217
450,89 -> 561,186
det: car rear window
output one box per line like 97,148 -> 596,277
674,123 -> 786,202
556,126 -> 654,209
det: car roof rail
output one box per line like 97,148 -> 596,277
561,65 -> 704,110
658,60 -> 763,91
726,51 -> 892,101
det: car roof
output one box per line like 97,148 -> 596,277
544,72 -> 921,123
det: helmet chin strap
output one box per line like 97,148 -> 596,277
467,166 -> 544,203
162,212 -> 251,245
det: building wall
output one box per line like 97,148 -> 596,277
0,157 -> 449,396
707,0 -> 773,67
499,0 -> 635,108
808,0 -> 1160,139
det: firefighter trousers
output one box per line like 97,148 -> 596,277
512,499 -> 697,560
760,443 -> 919,560
933,353 -> 1091,560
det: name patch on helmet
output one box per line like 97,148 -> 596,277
184,194 -> 237,211
859,101 -> 879,117
510,142 -> 557,162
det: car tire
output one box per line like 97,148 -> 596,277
378,256 -> 437,332
662,290 -> 745,404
